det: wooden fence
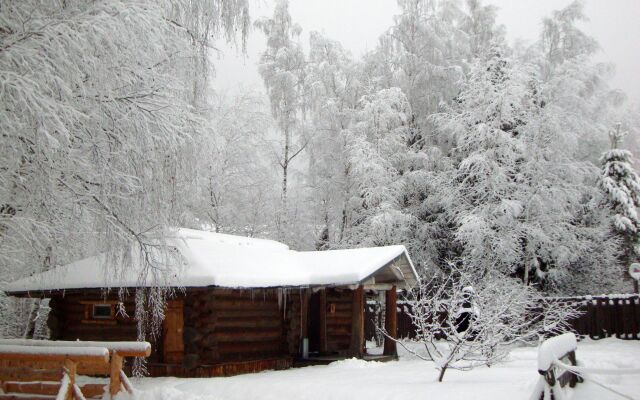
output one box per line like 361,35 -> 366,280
365,301 -> 416,341
557,295 -> 640,339
365,294 -> 640,341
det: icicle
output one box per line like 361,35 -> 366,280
283,288 -> 288,318
277,288 -> 283,309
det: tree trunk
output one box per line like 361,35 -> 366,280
437,364 -> 448,382
279,124 -> 290,240
23,298 -> 42,339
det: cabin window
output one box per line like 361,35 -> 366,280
92,304 -> 113,319
80,301 -> 118,325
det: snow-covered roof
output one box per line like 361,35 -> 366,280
4,228 -> 419,293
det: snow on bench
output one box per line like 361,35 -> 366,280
532,333 -> 581,400
537,332 -> 577,372
0,344 -> 109,362
0,339 -> 151,357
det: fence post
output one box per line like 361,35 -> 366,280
109,352 -> 123,398
63,358 -> 76,400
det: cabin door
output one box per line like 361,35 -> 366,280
163,299 -> 184,364
308,290 -> 327,354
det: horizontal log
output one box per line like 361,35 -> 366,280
213,330 -> 283,343
80,383 -> 107,398
326,295 -> 352,302
213,293 -> 280,301
0,367 -> 62,382
329,334 -> 352,342
60,333 -> 138,343
77,362 -> 110,376
0,340 -> 151,358
218,340 -> 283,354
0,360 -> 61,370
62,323 -> 138,334
213,288 -> 285,296
206,309 -> 282,319
0,345 -> 109,364
209,300 -> 280,310
327,311 -> 351,319
213,319 -> 282,329
57,300 -> 135,309
326,317 -> 352,326
328,327 -> 352,336
2,381 -> 60,395
81,319 -> 117,326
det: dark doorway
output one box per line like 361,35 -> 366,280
308,291 -> 321,354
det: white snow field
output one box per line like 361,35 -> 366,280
121,338 -> 640,400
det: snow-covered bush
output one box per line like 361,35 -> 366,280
395,267 -> 580,382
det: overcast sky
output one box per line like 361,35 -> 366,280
213,0 -> 640,103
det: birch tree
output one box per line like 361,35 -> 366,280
0,0 -> 250,341
255,0 -> 308,241
305,32 -> 363,248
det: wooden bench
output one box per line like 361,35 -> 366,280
0,340 -> 150,399
533,333 -> 583,400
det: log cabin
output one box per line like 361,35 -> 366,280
4,228 -> 418,377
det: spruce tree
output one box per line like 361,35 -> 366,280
600,123 -> 640,278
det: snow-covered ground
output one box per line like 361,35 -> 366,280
124,339 -> 640,400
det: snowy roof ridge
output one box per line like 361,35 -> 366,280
4,228 -> 418,293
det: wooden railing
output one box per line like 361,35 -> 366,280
0,339 -> 150,399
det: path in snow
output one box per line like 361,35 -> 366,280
124,338 -> 640,400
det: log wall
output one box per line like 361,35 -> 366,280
48,294 -> 138,343
183,288 -> 292,368
46,291 -> 162,372
45,286 -> 363,377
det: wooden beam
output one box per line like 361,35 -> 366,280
109,352 -> 123,397
0,346 -> 109,364
63,358 -> 76,400
383,286 -> 398,357
300,289 -> 310,339
319,289 -> 327,353
363,283 -> 394,291
0,339 -> 151,358
348,286 -> 364,357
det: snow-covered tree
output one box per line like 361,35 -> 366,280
539,0 -> 598,81
255,0 -> 308,241
536,0 -> 622,163
0,0 -> 250,340
433,47 -> 619,292
341,88 -> 413,248
305,32 -> 362,248
391,267 -> 579,382
189,91 -> 278,237
600,123 -> 640,273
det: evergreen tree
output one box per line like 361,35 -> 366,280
600,123 -> 640,274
